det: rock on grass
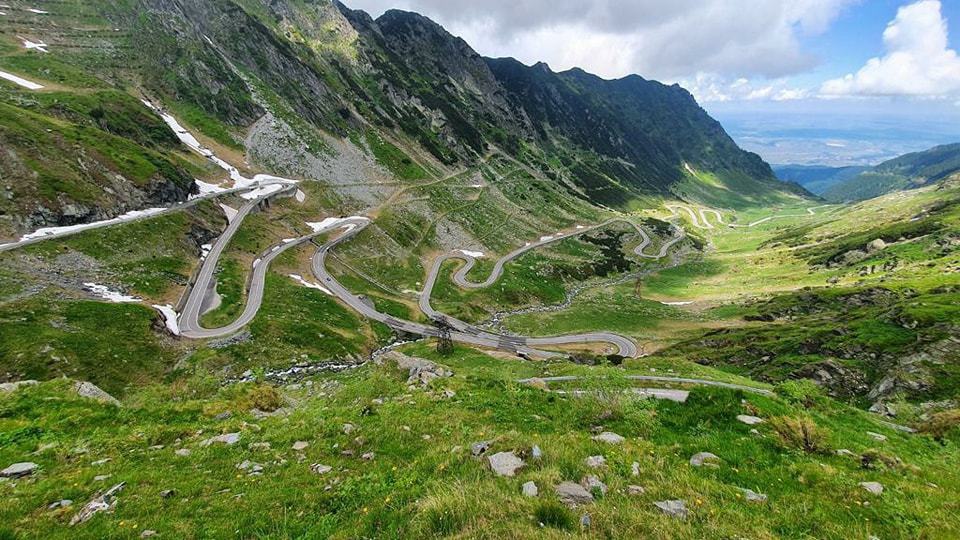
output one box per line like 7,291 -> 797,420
591,432 -> 626,444
1,462 -> 38,478
74,381 -> 120,406
522,481 -> 538,497
488,452 -> 523,477
654,500 -> 688,519
200,433 -> 241,447
690,452 -> 720,467
556,481 -> 594,506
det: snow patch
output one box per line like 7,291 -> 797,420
0,69 -> 43,90
288,274 -> 332,295
141,99 -> 299,192
218,203 -> 238,223
153,305 -> 181,336
192,180 -> 227,198
295,189 -> 306,203
19,208 -> 165,241
83,283 -> 141,303
20,38 -> 48,52
458,249 -> 484,258
239,183 -> 284,200
306,217 -> 368,233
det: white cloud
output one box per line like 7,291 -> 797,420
681,73 -> 809,103
345,0 -> 858,81
821,0 -> 960,97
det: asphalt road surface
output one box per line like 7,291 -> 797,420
309,219 -> 640,358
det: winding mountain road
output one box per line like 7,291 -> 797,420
668,203 -> 835,229
307,218 -> 636,358
0,99 -> 831,360
430,218 -> 684,293
179,186 -> 300,338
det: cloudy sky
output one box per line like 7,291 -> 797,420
345,0 -> 960,165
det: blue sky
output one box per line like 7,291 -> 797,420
796,1 -> 960,87
348,0 -> 960,165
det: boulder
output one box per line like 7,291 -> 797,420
584,455 -> 606,468
200,433 -> 241,447
556,481 -> 594,506
1,462 -> 38,478
654,500 -> 688,519
70,482 -> 125,525
310,463 -> 332,475
737,415 -> 764,425
860,481 -> 884,495
0,380 -> 38,393
580,475 -> 607,495
690,452 -> 720,467
591,432 -> 625,444
631,461 -> 640,476
378,351 -> 452,388
470,441 -> 491,457
869,402 -> 896,417
739,488 -> 768,503
488,452 -> 524,477
627,485 -> 645,495
521,481 -> 538,497
237,460 -> 264,475
74,381 -> 120,406
866,431 -> 888,442
175,448 -> 192,457
866,239 -> 887,253
292,441 -> 309,451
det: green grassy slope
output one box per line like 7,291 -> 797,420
824,143 -> 960,202
1,345 -> 957,539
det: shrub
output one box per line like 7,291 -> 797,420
243,385 -> 284,412
860,449 -> 902,470
606,354 -> 625,366
534,502 -> 574,531
776,379 -> 824,407
569,353 -> 600,366
918,409 -> 960,441
769,416 -> 829,453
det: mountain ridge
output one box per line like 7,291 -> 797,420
776,143 -> 960,202
0,0 -> 807,240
